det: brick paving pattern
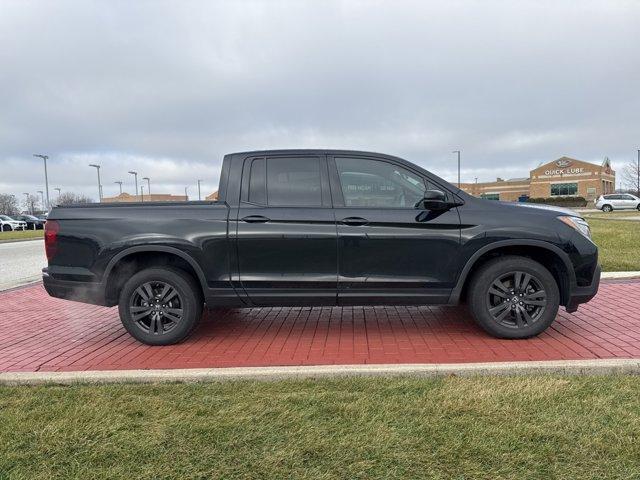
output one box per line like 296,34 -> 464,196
1,281 -> 639,372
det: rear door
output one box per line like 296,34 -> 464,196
328,155 -> 461,305
236,154 -> 337,306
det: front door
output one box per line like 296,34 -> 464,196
328,155 -> 461,305
236,154 -> 337,306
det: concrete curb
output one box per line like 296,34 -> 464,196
2,359 -> 639,386
0,237 -> 43,244
601,271 -> 640,279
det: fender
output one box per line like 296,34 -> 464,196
447,239 -> 576,304
102,245 -> 209,293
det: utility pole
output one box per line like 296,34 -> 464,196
37,191 -> 44,212
89,164 -> 102,201
33,154 -> 50,211
114,181 -> 123,194
22,193 -> 31,214
452,150 -> 461,188
197,179 -> 202,200
128,171 -> 138,198
184,186 -> 188,201
143,177 -> 151,197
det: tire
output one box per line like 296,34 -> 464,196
118,267 -> 203,345
467,256 -> 560,339
1,224 -> 9,232
602,204 -> 613,212
637,204 -> 640,211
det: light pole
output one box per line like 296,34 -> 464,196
114,181 -> 123,194
89,164 -> 102,201
140,185 -> 145,202
37,191 -> 44,212
54,188 -> 61,206
128,171 -> 138,198
143,177 -> 151,197
184,186 -> 188,201
23,193 -> 31,214
452,150 -> 461,188
33,154 -> 50,211
197,179 -> 202,200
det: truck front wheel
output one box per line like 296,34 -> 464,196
118,267 -> 203,345
467,256 -> 560,339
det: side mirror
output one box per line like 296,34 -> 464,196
416,189 -> 448,210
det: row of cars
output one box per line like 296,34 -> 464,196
0,214 -> 47,231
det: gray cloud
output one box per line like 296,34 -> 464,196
1,0 -> 639,205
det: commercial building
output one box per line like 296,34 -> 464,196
102,192 -> 187,203
459,156 -> 615,201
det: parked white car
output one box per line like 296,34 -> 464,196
594,194 -> 640,212
0,215 -> 28,231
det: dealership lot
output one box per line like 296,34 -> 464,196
0,280 -> 638,373
0,239 -> 45,291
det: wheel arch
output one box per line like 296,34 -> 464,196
450,240 -> 576,307
102,246 -> 208,307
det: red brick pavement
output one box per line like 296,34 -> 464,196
1,281 -> 639,373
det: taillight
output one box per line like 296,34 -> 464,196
44,220 -> 59,261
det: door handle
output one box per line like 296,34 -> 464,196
241,215 -> 270,223
339,217 -> 369,226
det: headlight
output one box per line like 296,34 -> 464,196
558,216 -> 591,239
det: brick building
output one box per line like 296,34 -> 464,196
459,156 -> 615,202
102,192 -> 187,203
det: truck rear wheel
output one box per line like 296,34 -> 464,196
118,267 -> 203,345
467,256 -> 559,339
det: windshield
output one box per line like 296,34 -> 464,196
0,215 -> 13,221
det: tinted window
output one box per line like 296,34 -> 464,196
335,158 -> 426,208
550,183 -> 578,196
248,158 -> 266,205
267,157 -> 322,206
623,195 -> 636,200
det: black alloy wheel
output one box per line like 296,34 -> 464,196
486,271 -> 547,329
129,281 -> 184,335
118,267 -> 203,345
468,256 -> 560,339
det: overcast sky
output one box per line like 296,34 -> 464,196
1,0 -> 639,205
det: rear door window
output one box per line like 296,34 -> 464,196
266,157 -> 322,206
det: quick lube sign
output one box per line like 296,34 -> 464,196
544,159 -> 584,176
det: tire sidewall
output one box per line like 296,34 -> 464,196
602,205 -> 612,212
468,257 -> 560,339
118,267 -> 202,345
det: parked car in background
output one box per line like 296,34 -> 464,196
594,194 -> 640,212
15,214 -> 45,230
37,213 -> 49,220
43,149 -> 600,346
0,215 -> 27,231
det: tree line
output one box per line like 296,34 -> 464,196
0,193 -> 93,216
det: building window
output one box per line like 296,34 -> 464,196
550,183 -> 578,196
481,193 -> 500,201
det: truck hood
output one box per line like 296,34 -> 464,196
498,202 -> 581,218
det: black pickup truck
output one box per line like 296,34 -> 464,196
43,149 -> 600,345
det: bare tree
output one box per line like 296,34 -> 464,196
22,194 -> 39,215
621,160 -> 640,196
0,194 -> 19,216
57,192 -> 94,206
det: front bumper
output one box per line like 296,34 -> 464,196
565,264 -> 601,313
42,268 -> 108,306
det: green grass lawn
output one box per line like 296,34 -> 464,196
1,376 -> 639,479
0,228 -> 43,241
588,218 -> 640,271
